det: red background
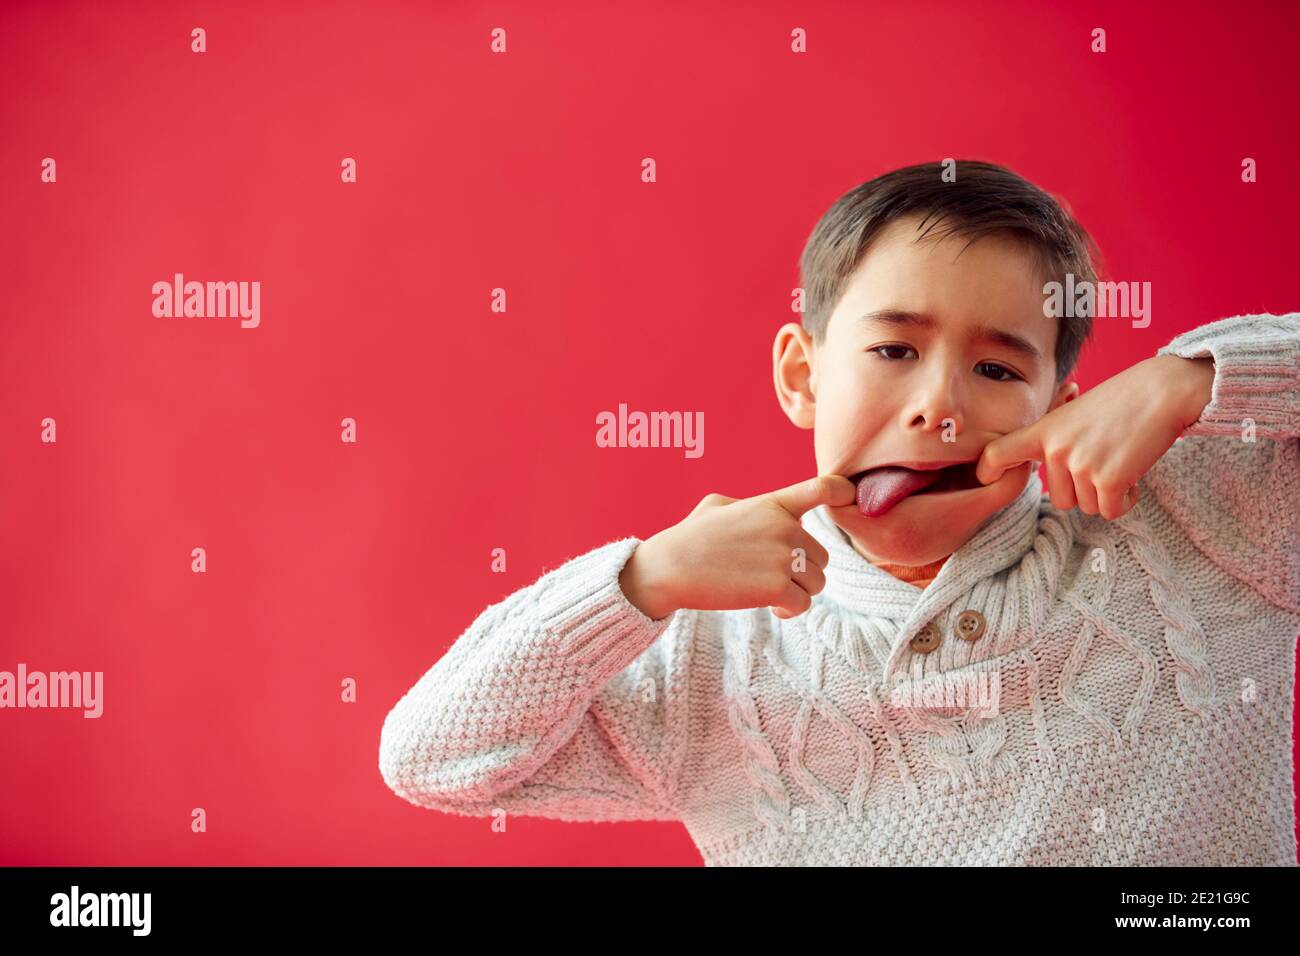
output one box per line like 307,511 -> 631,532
1,0 -> 1296,865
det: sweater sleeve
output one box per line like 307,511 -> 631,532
378,537 -> 696,824
1141,311 -> 1300,612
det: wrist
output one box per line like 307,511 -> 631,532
619,537 -> 679,621
1177,356 -> 1216,428
1153,354 -> 1215,429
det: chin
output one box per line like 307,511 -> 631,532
826,465 -> 1031,567
827,502 -> 973,565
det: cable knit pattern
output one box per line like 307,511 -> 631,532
380,312 -> 1300,865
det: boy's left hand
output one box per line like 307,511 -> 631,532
975,355 -> 1216,520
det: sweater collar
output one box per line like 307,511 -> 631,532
800,472 -> 1064,680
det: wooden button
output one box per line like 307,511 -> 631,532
910,621 -> 941,654
955,609 -> 986,642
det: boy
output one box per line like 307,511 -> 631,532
379,160 -> 1300,865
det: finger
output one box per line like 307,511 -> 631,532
791,563 -> 826,598
773,578 -> 813,617
1098,480 -> 1139,521
791,530 -> 831,570
976,426 -> 1044,485
764,474 -> 856,519
1044,457 -> 1078,511
1074,476 -> 1100,516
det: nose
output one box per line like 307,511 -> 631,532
900,365 -> 964,437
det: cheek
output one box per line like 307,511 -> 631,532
825,371 -> 888,426
973,392 -> 1044,434
817,374 -> 881,435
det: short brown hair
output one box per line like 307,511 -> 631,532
798,160 -> 1100,383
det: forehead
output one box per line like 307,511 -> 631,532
829,215 -> 1054,350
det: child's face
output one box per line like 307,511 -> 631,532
775,214 -> 1078,566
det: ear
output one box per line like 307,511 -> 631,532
1048,376 -> 1080,412
773,322 -> 817,429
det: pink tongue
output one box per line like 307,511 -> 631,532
856,467 -> 941,517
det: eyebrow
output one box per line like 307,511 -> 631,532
859,309 -> 1043,362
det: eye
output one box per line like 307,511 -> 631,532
975,361 -> 1021,382
869,344 -> 917,360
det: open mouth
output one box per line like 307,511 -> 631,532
847,460 -> 984,517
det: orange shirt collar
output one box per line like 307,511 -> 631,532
869,555 -> 950,589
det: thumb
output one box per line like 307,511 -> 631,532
976,427 -> 1042,485
764,474 -> 857,518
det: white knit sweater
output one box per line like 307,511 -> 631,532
380,312 -> 1300,865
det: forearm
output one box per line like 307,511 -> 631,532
379,537 -> 683,816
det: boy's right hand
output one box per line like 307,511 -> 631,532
618,474 -> 857,621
